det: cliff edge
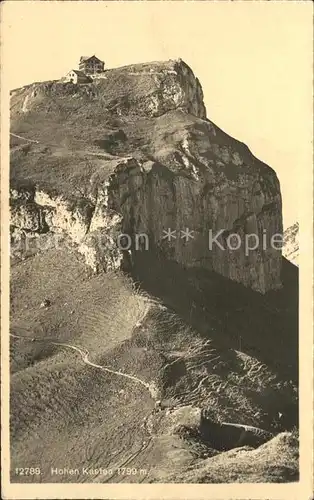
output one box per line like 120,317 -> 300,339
10,59 -> 283,293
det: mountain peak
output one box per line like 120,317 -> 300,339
10,59 -> 283,293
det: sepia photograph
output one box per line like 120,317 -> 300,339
1,1 -> 313,498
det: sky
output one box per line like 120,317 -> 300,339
2,1 -> 313,228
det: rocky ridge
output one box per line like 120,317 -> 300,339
10,59 -> 283,293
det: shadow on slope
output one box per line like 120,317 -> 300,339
131,251 -> 298,377
131,251 -> 298,429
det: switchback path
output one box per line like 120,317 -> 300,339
10,333 -> 157,398
10,329 -> 156,482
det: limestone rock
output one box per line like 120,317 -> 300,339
78,229 -> 123,273
34,191 -> 94,243
10,202 -> 42,232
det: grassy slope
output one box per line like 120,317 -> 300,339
10,245 -> 298,483
10,71 -> 276,199
10,248 -> 157,482
162,432 -> 299,483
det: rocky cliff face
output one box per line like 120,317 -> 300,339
10,59 -> 283,293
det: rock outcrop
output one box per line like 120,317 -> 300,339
10,59 -> 283,293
